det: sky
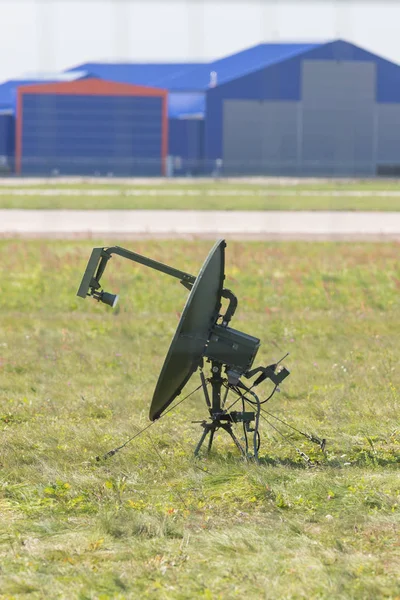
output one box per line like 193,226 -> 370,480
0,0 -> 400,81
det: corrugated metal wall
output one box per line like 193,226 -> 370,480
168,118 -> 204,175
20,94 -> 163,176
376,105 -> 400,173
0,112 -> 15,173
301,60 -> 376,175
206,54 -> 303,165
223,101 -> 299,174
221,62 -> 377,176
17,79 -> 167,176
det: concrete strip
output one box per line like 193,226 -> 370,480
2,209 -> 400,240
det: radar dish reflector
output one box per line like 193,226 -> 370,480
149,239 -> 226,421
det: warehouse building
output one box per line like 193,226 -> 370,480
202,39 -> 400,176
161,42 -> 319,174
16,79 -> 168,176
142,39 -> 400,176
0,71 -> 92,173
66,61 -> 206,174
2,39 -> 400,177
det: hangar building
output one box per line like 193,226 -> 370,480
16,79 -> 168,176
201,39 -> 400,176
2,39 -> 400,177
66,61 -> 206,174
0,71 -> 91,173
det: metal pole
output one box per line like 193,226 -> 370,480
210,362 -> 223,415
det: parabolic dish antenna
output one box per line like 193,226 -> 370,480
76,240 -> 319,462
150,239 -> 225,421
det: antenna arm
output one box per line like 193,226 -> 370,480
104,246 -> 196,285
77,245 -> 196,300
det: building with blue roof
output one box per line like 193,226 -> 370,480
65,62 -> 205,118
66,62 -> 204,87
165,42 -> 320,91
2,38 -> 400,177
0,71 -> 93,171
65,61 -> 209,174
163,43 -> 320,173
0,70 -> 92,112
204,39 -> 400,176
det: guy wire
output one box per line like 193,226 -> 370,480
258,410 -> 313,466
98,383 -> 204,461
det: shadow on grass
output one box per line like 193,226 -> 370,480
257,456 -> 313,469
201,447 -> 400,470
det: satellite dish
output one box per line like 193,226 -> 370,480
150,239 -> 225,421
77,240 -> 295,461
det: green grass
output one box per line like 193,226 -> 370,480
0,239 -> 399,599
1,180 -> 400,210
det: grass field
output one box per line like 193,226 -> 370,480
0,239 -> 399,599
1,179 -> 400,211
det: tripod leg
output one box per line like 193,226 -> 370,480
194,426 -> 210,457
223,424 -> 246,457
207,429 -> 215,454
200,370 -> 211,408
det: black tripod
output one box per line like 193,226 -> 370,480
193,361 -> 256,460
194,418 -> 247,457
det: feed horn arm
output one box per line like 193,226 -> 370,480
76,246 -> 196,301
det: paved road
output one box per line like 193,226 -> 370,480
2,209 -> 400,240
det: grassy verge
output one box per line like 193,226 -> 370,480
0,180 -> 400,210
0,240 -> 399,598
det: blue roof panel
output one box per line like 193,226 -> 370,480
0,71 -> 92,111
66,63 -> 205,87
165,43 -> 321,90
168,92 -> 205,118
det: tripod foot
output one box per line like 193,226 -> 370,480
194,420 -> 247,459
